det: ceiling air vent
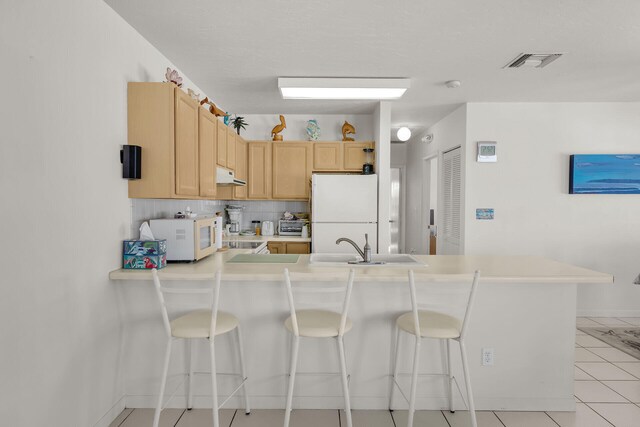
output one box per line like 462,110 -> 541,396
504,53 -> 563,69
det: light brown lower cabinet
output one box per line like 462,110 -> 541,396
267,241 -> 310,254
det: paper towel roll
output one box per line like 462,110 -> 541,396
215,215 -> 223,249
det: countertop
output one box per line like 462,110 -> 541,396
222,235 -> 311,243
109,252 -> 614,284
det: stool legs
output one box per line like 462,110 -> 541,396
209,340 -> 220,427
187,340 -> 195,410
459,340 -> 477,427
153,339 -> 173,427
407,335 -> 422,427
337,336 -> 352,427
236,325 -> 251,415
284,335 -> 300,427
446,339 -> 454,413
389,325 -> 401,410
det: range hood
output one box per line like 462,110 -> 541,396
216,167 -> 246,186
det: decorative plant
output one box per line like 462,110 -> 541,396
231,116 -> 249,135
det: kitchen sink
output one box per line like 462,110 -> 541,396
309,253 -> 425,266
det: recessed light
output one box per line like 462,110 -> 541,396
445,80 -> 461,88
278,78 -> 410,100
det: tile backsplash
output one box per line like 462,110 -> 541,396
130,199 -> 309,238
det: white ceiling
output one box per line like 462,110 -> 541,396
106,0 -> 640,129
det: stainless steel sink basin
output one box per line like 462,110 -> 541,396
309,253 -> 425,266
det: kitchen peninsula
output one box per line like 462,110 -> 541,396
110,253 -> 612,412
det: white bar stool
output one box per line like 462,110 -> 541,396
151,269 -> 250,427
389,270 -> 481,427
282,268 -> 355,427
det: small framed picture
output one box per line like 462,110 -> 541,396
477,141 -> 497,162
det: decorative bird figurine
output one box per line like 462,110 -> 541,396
271,115 -> 286,141
342,121 -> 356,141
200,97 -> 226,117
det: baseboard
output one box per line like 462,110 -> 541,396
577,309 -> 640,317
93,395 -> 126,427
124,394 -> 575,411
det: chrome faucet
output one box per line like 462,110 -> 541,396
336,233 -> 372,263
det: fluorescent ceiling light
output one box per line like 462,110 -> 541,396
278,78 -> 410,100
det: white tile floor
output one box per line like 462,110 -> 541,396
110,317 -> 640,427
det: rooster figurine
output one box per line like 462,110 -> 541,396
342,121 -> 356,141
271,115 -> 286,141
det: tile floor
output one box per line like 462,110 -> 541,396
110,317 -> 640,427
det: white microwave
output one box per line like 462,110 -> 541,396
150,217 -> 216,261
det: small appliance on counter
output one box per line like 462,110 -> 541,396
278,219 -> 310,236
363,148 -> 375,174
225,205 -> 244,235
150,216 -> 216,262
262,221 -> 275,236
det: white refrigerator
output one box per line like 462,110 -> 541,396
311,174 -> 378,253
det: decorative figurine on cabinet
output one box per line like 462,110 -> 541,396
200,97 -> 226,117
271,115 -> 286,141
187,88 -> 200,102
164,67 -> 183,87
306,119 -> 320,141
342,121 -> 356,141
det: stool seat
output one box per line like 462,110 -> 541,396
170,309 -> 239,338
285,309 -> 353,338
396,310 -> 461,339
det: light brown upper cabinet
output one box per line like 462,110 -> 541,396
313,142 -> 343,171
216,121 -> 228,168
128,82 -> 217,199
272,142 -> 313,200
247,141 -> 272,199
343,142 -> 375,171
234,136 -> 248,200
226,128 -> 237,171
198,108 -> 218,197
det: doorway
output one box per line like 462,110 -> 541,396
389,167 -> 405,253
421,156 -> 438,254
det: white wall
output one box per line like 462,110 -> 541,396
464,103 -> 640,316
0,1 -> 206,426
237,114 -> 374,141
405,105 -> 467,254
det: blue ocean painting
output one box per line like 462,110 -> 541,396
569,154 -> 640,194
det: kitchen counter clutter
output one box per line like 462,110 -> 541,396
110,254 -> 611,412
223,235 -> 311,243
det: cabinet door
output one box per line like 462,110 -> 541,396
216,120 -> 227,167
286,242 -> 310,254
234,137 -> 247,199
313,142 -> 343,170
343,142 -> 374,171
227,128 -> 237,171
174,89 -> 199,196
272,142 -> 312,199
267,242 -> 286,254
248,142 -> 272,199
198,108 -> 217,197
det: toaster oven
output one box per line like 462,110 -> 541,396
278,219 -> 309,236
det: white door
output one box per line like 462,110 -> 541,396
441,147 -> 462,255
312,223 -> 378,253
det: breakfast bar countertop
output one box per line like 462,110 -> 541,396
109,252 -> 614,284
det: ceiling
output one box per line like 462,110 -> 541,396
106,0 -> 640,129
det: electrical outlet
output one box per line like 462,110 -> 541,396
482,348 -> 494,366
